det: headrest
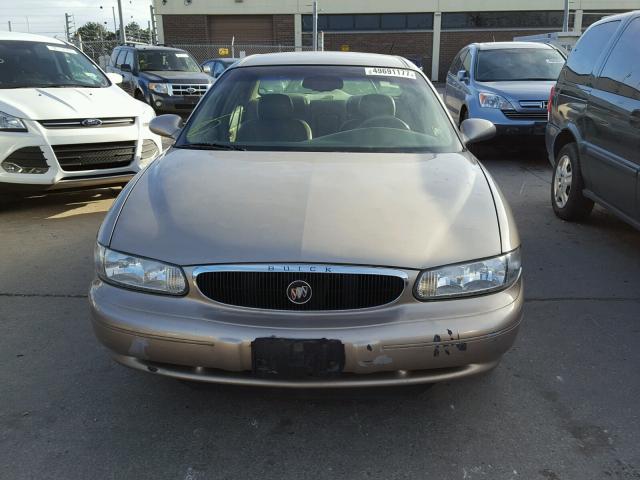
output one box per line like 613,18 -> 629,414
258,94 -> 294,120
359,94 -> 396,118
346,95 -> 362,117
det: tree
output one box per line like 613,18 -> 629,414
125,21 -> 150,42
76,22 -> 112,42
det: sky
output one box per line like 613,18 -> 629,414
0,0 -> 153,40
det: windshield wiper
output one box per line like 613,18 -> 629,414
180,142 -> 246,151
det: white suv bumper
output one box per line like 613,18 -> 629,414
0,117 -> 162,193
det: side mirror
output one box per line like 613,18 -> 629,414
202,64 -> 212,74
456,70 -> 469,82
150,114 -> 183,140
106,72 -> 123,84
460,118 -> 495,145
120,64 -> 132,72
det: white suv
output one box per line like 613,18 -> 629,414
0,32 -> 161,195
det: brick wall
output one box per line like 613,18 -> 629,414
273,15 -> 295,45
438,30 -> 549,81
323,32 -> 433,70
162,15 -> 209,43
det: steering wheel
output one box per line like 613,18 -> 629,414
359,115 -> 411,130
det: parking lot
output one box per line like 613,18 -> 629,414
1,148 -> 639,480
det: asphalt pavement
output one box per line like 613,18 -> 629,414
1,147 -> 639,480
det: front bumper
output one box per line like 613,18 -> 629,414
0,119 -> 162,193
90,275 -> 524,387
468,106 -> 547,137
150,93 -> 204,113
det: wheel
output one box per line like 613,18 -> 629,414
134,90 -> 147,104
459,108 -> 468,127
551,143 -> 594,221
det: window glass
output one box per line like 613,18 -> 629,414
407,13 -> 433,29
110,48 -> 120,66
381,14 -> 406,30
354,14 -> 380,30
0,40 -> 109,88
328,15 -> 354,30
115,49 -> 127,67
137,50 -> 201,72
124,51 -> 134,68
597,18 -> 640,99
448,49 -> 465,74
179,65 -> 460,153
462,51 -> 471,72
565,20 -> 620,81
475,48 -> 565,81
442,11 -> 563,29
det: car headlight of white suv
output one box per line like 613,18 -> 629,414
0,111 -> 28,132
95,244 -> 187,295
414,248 -> 521,300
478,92 -> 515,110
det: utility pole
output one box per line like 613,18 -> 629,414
64,13 -> 74,41
112,7 -> 117,34
312,0 -> 318,51
7,21 -> 11,32
25,16 -> 30,32
149,4 -> 158,45
562,0 -> 570,32
117,0 -> 126,44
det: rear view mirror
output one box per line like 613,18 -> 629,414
460,118 -> 495,145
456,70 -> 469,82
302,75 -> 343,92
150,114 -> 183,140
202,64 -> 212,74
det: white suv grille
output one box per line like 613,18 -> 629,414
168,84 -> 209,96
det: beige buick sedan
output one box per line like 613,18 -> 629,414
90,52 -> 523,387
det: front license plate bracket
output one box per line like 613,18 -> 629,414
252,338 -> 345,379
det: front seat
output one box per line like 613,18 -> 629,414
237,94 -> 312,143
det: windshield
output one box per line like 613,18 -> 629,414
178,65 -> 460,153
475,48 -> 565,82
138,50 -> 201,72
0,40 -> 109,89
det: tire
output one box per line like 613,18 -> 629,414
551,143 -> 594,221
459,107 -> 468,127
134,90 -> 147,104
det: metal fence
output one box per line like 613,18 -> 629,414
171,43 -> 313,63
75,40 -> 120,69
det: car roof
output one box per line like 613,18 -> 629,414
123,44 -> 186,52
473,41 -> 556,50
233,51 -> 415,69
0,31 -> 66,44
203,57 -> 239,63
589,9 -> 639,27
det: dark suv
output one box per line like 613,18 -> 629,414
107,45 -> 212,114
546,11 -> 640,230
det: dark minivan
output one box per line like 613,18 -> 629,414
547,11 -> 640,229
107,45 -> 212,114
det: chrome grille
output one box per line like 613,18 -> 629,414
194,265 -> 407,311
169,84 -> 209,96
39,118 -> 135,129
501,110 -> 548,120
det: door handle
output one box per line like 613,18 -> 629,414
630,109 -> 640,128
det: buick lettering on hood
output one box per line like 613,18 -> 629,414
90,52 -> 523,387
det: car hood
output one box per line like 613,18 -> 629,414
109,150 -> 502,269
475,80 -> 555,103
140,71 -> 211,83
0,85 -> 148,120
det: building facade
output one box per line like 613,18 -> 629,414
153,0 -> 639,81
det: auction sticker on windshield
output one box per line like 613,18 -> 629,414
365,67 -> 416,79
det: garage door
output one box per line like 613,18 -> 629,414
208,15 -> 274,43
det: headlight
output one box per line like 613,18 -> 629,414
0,111 -> 27,132
414,248 -> 521,300
148,82 -> 168,94
478,92 -> 515,110
95,244 -> 187,295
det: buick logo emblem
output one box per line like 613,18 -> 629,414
186,87 -> 196,94
287,280 -> 312,305
81,118 -> 102,127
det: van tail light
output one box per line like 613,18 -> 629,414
548,85 -> 555,119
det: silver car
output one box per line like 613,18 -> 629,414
90,52 -> 523,388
